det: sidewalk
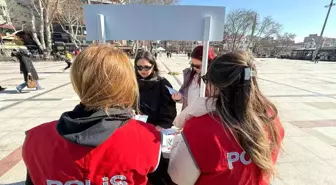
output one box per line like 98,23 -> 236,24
0,56 -> 336,185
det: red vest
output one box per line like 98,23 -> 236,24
23,119 -> 161,185
183,115 -> 284,185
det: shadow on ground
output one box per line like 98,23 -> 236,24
0,90 -> 29,94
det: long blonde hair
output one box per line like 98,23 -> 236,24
206,51 -> 281,177
70,44 -> 138,111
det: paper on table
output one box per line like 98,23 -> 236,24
165,85 -> 179,95
161,128 -> 179,154
134,115 -> 148,123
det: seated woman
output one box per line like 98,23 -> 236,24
135,51 -> 177,130
22,45 -> 162,185
168,51 -> 285,185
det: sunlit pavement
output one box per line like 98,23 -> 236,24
0,56 -> 336,185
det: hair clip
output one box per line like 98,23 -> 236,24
244,68 -> 254,80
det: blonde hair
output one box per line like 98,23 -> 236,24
70,44 -> 138,111
207,51 -> 281,178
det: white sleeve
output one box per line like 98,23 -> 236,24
172,105 -> 193,128
173,97 -> 209,129
168,134 -> 200,185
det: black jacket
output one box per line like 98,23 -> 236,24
17,54 -> 39,82
137,75 -> 177,128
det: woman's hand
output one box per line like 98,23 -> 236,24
172,92 -> 182,101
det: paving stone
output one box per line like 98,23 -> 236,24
1,57 -> 336,184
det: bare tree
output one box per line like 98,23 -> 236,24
41,0 -> 66,56
271,33 -> 296,55
249,16 -> 282,53
224,9 -> 255,51
3,0 -> 29,39
29,0 -> 47,53
7,0 -> 50,53
56,0 -> 84,47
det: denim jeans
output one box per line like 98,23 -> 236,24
17,80 -> 41,91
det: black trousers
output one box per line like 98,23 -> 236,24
148,156 -> 176,185
64,60 -> 72,70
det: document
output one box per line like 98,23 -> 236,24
165,85 -> 179,95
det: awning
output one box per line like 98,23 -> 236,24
0,24 -> 15,29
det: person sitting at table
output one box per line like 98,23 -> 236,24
22,45 -> 162,185
171,45 -> 217,110
135,51 -> 177,130
168,51 -> 285,185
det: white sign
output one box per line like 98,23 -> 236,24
84,4 -> 225,41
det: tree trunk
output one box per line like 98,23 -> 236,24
38,0 -> 46,51
69,25 -> 79,48
30,7 -> 44,52
44,10 -> 52,58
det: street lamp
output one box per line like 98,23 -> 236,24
312,0 -> 335,61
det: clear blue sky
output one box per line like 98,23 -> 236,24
180,0 -> 336,42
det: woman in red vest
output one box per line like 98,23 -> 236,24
22,45 -> 162,185
168,51 -> 285,185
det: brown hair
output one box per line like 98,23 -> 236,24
206,51 -> 281,178
187,46 -> 217,87
70,44 -> 138,111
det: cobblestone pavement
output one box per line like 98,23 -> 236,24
0,56 -> 336,185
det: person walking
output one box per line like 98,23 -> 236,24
171,45 -> 217,110
314,54 -> 320,64
0,85 -> 6,91
154,52 -> 158,60
187,52 -> 191,60
135,51 -> 177,131
22,45 -> 163,185
63,51 -> 72,71
13,49 -> 41,93
168,51 -> 285,185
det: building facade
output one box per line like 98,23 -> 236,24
304,34 -> 336,47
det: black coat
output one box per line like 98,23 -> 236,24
17,54 -> 39,82
137,75 -> 177,128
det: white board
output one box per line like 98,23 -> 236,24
84,4 -> 225,41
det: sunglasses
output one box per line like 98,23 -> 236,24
136,65 -> 153,71
190,63 -> 202,69
201,75 -> 209,84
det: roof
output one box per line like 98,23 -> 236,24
0,24 -> 15,29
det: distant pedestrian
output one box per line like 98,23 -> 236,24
166,52 -> 169,58
187,52 -> 191,60
13,49 -> 41,93
314,54 -> 320,64
74,48 -> 80,56
0,85 -> 6,91
154,52 -> 158,60
63,51 -> 72,71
